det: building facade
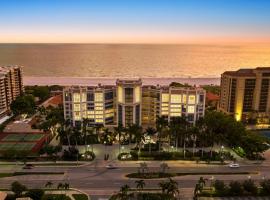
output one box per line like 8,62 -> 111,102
63,79 -> 206,127
0,66 -> 24,118
219,67 -> 270,122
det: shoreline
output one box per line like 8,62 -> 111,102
23,76 -> 220,86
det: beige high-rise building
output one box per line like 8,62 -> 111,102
63,79 -> 206,128
0,66 -> 24,118
219,67 -> 270,122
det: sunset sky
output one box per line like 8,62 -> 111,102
1,0 -> 270,44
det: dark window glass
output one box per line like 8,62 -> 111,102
87,93 -> 94,101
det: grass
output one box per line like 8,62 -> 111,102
72,194 -> 88,200
42,194 -> 71,200
0,172 -> 64,178
126,171 -> 258,179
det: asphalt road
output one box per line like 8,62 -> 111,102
0,160 -> 269,199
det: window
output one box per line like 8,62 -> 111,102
73,103 -> 80,111
118,86 -> 123,103
87,93 -> 94,101
171,112 -> 181,117
135,86 -> 141,103
170,94 -> 181,103
188,95 -> 196,104
95,92 -> 103,102
161,93 -> 169,102
187,105 -> 195,113
81,93 -> 87,102
182,94 -> 187,104
73,93 -> 80,103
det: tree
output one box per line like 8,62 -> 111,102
113,184 -> 133,200
156,116 -> 168,152
169,117 -> 189,156
10,95 -> 35,115
166,178 -> 179,196
57,183 -> 63,190
114,124 -> 125,154
260,179 -> 270,194
25,189 -> 44,200
32,86 -> 50,101
138,162 -> 148,175
145,127 -> 156,154
213,180 -> 226,193
229,181 -> 243,196
82,118 -> 90,152
242,179 -> 257,195
11,181 -> 27,197
45,181 -> 53,189
135,180 -> 145,192
160,162 -> 169,174
127,124 -> 144,153
159,178 -> 179,197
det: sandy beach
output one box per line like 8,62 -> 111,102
24,76 -> 220,86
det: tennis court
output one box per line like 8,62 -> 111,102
1,134 -> 26,141
1,134 -> 44,142
23,134 -> 44,141
0,142 -> 35,151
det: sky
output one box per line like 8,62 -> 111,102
1,0 -> 270,44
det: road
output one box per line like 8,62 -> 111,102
0,159 -> 269,199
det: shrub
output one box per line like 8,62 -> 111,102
11,181 -> 27,197
242,179 -> 257,195
229,181 -> 243,196
130,151 -> 138,160
62,147 -> 81,161
118,152 -> 133,161
82,151 -> 95,161
26,189 -> 45,200
214,180 -> 226,193
260,179 -> 270,195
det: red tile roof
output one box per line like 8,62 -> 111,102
206,92 -> 220,101
47,95 -> 62,106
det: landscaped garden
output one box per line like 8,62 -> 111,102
194,177 -> 270,198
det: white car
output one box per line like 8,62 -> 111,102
106,164 -> 117,169
229,163 -> 240,168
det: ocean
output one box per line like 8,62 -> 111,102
0,43 -> 269,85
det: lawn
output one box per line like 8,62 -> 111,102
72,194 -> 88,200
42,194 -> 71,200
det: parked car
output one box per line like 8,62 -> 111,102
229,163 -> 240,168
106,164 -> 117,169
23,164 -> 34,169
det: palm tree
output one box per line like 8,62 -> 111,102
63,183 -> 69,190
128,124 -> 144,153
160,162 -> 169,174
113,184 -> 133,200
156,116 -> 168,152
82,118 -> 90,152
166,178 -> 179,196
145,127 -> 156,154
86,128 -> 95,152
135,179 -> 145,192
45,181 -> 53,189
57,183 -> 63,190
139,162 -> 148,175
159,181 -> 168,194
71,126 -> 81,149
114,125 -> 125,154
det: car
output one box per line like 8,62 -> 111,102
106,164 -> 117,169
23,164 -> 34,169
229,163 -> 240,168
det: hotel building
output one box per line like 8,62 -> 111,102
219,67 -> 270,122
63,79 -> 206,127
0,66 -> 24,118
